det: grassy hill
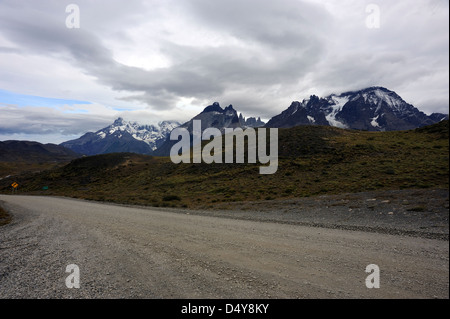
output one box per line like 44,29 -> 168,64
0,140 -> 79,178
1,121 -> 448,208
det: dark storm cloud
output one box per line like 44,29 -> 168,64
0,0 -> 333,113
181,0 -> 332,45
0,0 -> 448,126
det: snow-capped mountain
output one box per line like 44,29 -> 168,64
265,87 -> 448,131
153,102 -> 266,156
177,102 -> 242,133
103,118 -> 180,150
176,102 -> 266,132
61,118 -> 181,156
239,114 -> 265,128
60,87 -> 447,157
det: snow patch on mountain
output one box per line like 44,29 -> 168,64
326,95 -> 349,128
371,115 -> 380,128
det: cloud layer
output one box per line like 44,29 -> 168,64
0,0 -> 448,143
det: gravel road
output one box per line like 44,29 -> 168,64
0,195 -> 448,299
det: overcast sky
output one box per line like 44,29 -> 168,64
0,0 -> 448,143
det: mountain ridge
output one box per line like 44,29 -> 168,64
153,102 -> 267,156
0,140 -> 80,178
60,118 -> 181,156
59,86 -> 448,156
0,140 -> 79,162
265,86 -> 448,131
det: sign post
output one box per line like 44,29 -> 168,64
11,182 -> 18,193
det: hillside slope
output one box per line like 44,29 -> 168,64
0,140 -> 79,178
1,121 -> 448,208
0,140 -> 79,162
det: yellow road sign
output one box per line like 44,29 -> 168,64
11,182 -> 18,189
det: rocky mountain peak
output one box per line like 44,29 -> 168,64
265,87 -> 448,131
61,118 -> 181,156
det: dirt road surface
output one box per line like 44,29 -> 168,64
0,195 -> 448,299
